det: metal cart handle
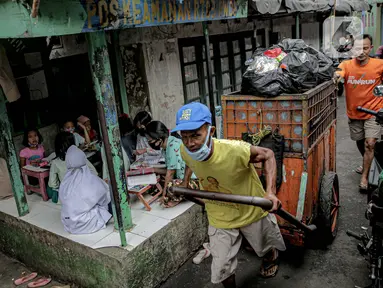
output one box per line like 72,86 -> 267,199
169,186 -> 317,233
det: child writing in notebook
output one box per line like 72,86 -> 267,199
133,111 -> 163,164
19,128 -> 45,167
145,121 -> 198,208
47,132 -> 98,203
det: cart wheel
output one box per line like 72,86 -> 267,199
318,172 -> 340,245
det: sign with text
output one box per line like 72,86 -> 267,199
83,0 -> 248,31
0,0 -> 248,38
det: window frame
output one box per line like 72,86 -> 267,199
179,31 -> 255,105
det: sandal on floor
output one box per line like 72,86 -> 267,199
359,183 -> 369,193
27,278 -> 52,288
163,199 -> 182,208
193,245 -> 211,264
260,249 -> 279,278
14,272 -> 38,286
355,166 -> 363,174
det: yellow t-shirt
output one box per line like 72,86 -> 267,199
181,139 -> 268,229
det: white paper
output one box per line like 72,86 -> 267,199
42,152 -> 56,163
23,165 -> 49,172
127,173 -> 157,187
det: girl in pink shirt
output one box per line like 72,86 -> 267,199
19,128 -> 45,167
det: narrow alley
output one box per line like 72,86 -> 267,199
0,98 -> 372,288
160,97 -> 370,288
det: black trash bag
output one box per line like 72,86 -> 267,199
242,130 -> 285,191
241,48 -> 294,97
275,38 -> 307,52
277,38 -> 334,84
241,68 -> 297,97
305,46 -> 334,83
281,51 -> 319,91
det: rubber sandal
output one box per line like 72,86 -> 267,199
27,278 -> 52,288
14,272 -> 38,286
163,199 -> 182,208
355,166 -> 363,174
260,250 -> 279,278
193,243 -> 211,264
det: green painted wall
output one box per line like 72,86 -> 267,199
0,0 -> 248,39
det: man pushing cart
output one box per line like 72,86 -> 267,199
171,102 -> 287,287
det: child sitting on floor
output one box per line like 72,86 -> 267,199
145,121 -> 198,208
59,145 -> 112,234
47,132 -> 98,203
19,128 -> 45,167
133,111 -> 164,164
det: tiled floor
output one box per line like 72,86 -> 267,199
0,193 -> 194,250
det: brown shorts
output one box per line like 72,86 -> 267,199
348,117 -> 381,141
208,214 -> 286,284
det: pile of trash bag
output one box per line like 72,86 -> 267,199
241,39 -> 334,97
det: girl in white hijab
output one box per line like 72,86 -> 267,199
59,145 -> 111,234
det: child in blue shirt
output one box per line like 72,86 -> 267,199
145,121 -> 198,207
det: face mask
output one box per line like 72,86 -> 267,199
185,126 -> 212,162
148,140 -> 162,150
65,127 -> 75,134
29,143 -> 38,148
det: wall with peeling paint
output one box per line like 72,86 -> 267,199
118,16 -> 320,127
119,18 -> 256,127
49,35 -> 88,60
143,40 -> 184,128
120,44 -> 150,118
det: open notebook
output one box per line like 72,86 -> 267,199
127,173 -> 157,189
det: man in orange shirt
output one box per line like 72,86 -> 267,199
336,34 -> 383,192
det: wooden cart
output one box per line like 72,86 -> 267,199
221,81 -> 339,247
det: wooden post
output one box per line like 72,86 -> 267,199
86,31 -> 132,247
0,90 -> 29,216
111,31 -> 130,115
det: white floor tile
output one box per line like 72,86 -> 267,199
19,202 -> 48,221
2,191 -> 192,250
142,201 -> 195,220
26,193 -> 43,202
24,206 -> 61,229
0,197 -> 19,217
92,231 -> 146,250
130,213 -> 170,238
68,224 -> 114,247
40,200 -> 61,210
130,208 -> 146,220
44,220 -> 71,238
129,194 -> 158,210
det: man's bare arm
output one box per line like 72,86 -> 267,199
250,146 -> 279,211
250,146 -> 276,195
182,165 -> 193,185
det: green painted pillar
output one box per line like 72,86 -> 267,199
0,90 -> 29,216
86,31 -> 132,247
111,31 -> 130,115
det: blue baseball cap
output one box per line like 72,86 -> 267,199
172,102 -> 212,132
